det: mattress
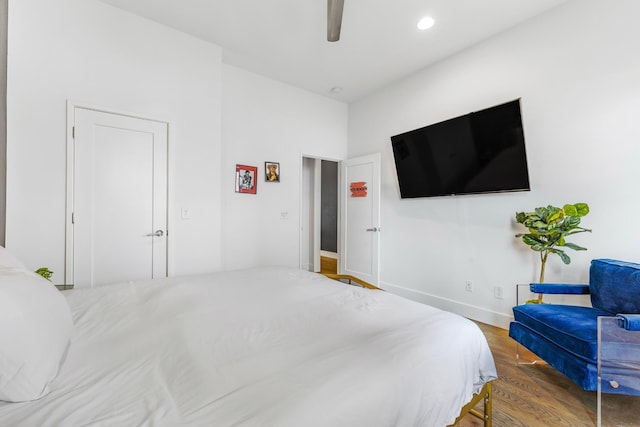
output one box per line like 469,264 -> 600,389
0,267 -> 497,426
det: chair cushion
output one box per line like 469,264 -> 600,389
509,321 -> 599,391
512,304 -> 611,362
590,259 -> 640,315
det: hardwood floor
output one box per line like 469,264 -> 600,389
320,255 -> 337,274
456,322 -> 639,427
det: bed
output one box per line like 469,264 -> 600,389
0,252 -> 497,426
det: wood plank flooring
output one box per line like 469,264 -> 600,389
456,322 -> 640,426
320,256 -> 337,274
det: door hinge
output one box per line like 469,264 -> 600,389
71,212 -> 75,224
72,126 -> 75,139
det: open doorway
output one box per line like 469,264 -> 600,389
300,157 -> 338,274
320,160 -> 338,273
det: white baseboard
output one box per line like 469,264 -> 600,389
381,281 -> 513,330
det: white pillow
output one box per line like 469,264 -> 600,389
0,245 -> 27,269
0,267 -> 73,402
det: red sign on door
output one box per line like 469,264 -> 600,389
350,181 -> 367,197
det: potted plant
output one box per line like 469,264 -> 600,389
515,203 -> 591,303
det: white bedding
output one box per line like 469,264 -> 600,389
0,268 -> 497,427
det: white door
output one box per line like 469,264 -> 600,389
68,108 -> 168,287
340,153 -> 381,286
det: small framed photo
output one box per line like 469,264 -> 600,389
235,164 -> 257,194
265,161 -> 280,182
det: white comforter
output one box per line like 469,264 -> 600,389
0,268 -> 496,427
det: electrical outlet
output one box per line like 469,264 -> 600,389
494,286 -> 504,299
465,280 -> 473,292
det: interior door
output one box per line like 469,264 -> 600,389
340,153 -> 381,286
69,108 -> 168,287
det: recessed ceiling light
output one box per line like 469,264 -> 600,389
417,16 -> 435,30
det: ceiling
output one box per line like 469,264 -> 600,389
97,0 -> 568,103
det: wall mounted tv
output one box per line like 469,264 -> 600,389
390,99 -> 530,199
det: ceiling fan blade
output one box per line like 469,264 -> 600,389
327,0 -> 344,42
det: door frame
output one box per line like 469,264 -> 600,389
299,154 -> 341,273
65,101 -> 174,285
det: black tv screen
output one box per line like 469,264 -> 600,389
390,99 -> 530,198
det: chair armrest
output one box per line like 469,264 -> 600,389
616,314 -> 640,331
529,283 -> 590,295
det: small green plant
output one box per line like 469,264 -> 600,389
515,203 -> 591,303
35,267 -> 54,281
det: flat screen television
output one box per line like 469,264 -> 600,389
390,99 -> 530,198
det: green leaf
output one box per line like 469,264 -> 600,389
564,228 -> 592,236
548,210 -> 564,224
533,229 -> 553,237
563,242 -> 587,251
522,234 -> 543,246
563,216 -> 581,228
557,251 -> 571,264
574,203 -> 590,216
531,220 -> 548,229
35,267 -> 54,281
563,204 -> 577,216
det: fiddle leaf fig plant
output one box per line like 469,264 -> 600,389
515,203 -> 591,303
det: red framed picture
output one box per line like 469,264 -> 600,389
235,164 -> 257,194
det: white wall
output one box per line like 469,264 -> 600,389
348,0 -> 640,328
6,0 -> 223,278
221,65 -> 347,270
6,0 -> 349,282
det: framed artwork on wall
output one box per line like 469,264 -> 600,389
235,164 -> 257,194
265,161 -> 280,182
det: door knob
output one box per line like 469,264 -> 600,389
146,230 -> 164,237
366,227 -> 379,232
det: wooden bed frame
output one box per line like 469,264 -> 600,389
324,273 -> 494,427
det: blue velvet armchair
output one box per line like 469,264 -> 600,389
509,258 -> 640,394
